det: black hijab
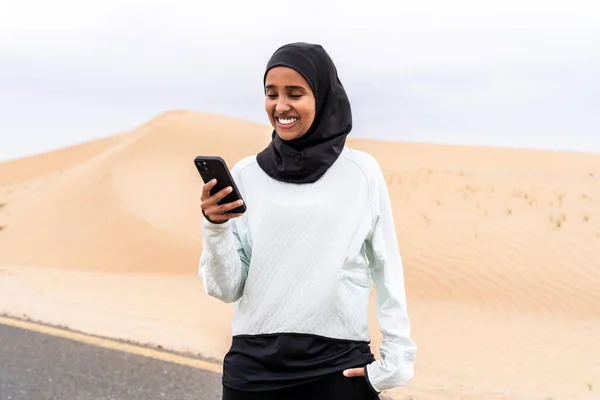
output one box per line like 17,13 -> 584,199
256,42 -> 352,184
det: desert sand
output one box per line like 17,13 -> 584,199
1,110 -> 599,400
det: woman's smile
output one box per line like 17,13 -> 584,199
275,116 -> 300,130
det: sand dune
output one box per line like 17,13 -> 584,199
0,111 -> 271,273
1,111 -> 599,400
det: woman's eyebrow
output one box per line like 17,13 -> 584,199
285,85 -> 306,91
265,84 -> 306,91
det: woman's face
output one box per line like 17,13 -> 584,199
264,66 -> 316,141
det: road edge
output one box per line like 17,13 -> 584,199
0,313 -> 223,374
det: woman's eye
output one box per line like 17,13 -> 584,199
289,94 -> 302,99
266,94 -> 277,99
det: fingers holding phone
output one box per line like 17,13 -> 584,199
201,179 -> 245,223
195,156 -> 246,223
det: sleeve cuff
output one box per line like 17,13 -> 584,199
202,211 -> 232,232
365,359 -> 415,393
364,366 -> 381,395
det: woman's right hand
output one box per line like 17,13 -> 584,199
201,179 -> 245,223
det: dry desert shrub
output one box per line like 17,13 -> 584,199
550,212 -> 567,228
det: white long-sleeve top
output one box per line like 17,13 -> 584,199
199,147 -> 416,393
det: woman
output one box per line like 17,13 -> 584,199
199,42 -> 416,400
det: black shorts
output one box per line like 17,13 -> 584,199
222,371 -> 380,400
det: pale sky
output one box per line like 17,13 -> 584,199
1,0 -> 599,161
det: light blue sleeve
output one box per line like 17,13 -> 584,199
199,215 -> 251,303
198,163 -> 252,303
364,162 -> 417,392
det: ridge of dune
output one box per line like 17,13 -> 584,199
0,134 -> 125,187
0,110 -> 195,189
0,110 -> 180,187
1,110 -> 600,399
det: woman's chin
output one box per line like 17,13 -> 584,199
275,129 -> 305,141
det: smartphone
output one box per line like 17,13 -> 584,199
194,156 -> 247,214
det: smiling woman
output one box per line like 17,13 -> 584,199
264,67 -> 316,141
199,42 -> 416,400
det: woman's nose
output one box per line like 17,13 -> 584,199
275,100 -> 291,113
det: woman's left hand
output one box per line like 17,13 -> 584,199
343,367 -> 365,377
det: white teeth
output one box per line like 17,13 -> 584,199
278,117 -> 298,125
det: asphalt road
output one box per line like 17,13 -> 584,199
0,322 -> 223,400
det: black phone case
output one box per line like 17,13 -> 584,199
194,156 -> 247,214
